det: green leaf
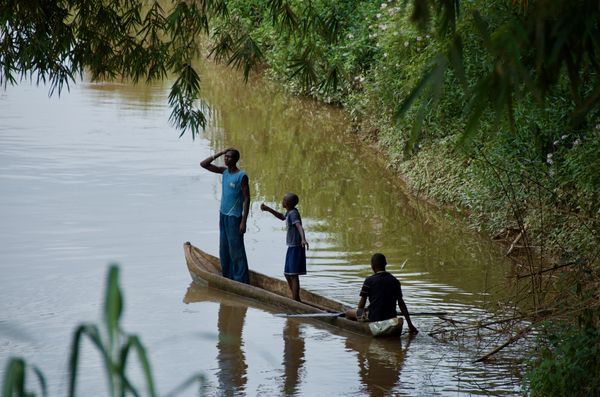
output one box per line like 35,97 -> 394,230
104,265 -> 122,349
394,68 -> 434,122
69,324 -> 112,397
2,358 -> 27,397
125,336 -> 157,397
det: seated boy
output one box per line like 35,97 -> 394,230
346,253 -> 418,334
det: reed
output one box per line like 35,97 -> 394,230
2,265 -> 205,397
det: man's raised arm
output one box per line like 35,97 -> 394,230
200,148 -> 229,174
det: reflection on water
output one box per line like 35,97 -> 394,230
216,304 -> 248,397
182,283 -> 521,396
346,337 -> 407,397
281,320 -> 305,396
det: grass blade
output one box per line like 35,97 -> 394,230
2,358 -> 26,397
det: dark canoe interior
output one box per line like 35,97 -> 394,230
184,242 -> 349,313
183,242 -> 404,337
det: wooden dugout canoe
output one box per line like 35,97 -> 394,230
183,242 -> 403,337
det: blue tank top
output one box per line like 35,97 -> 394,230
220,169 -> 246,217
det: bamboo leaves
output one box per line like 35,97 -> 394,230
169,64 -> 207,137
393,1 -> 600,152
1,0 -> 216,138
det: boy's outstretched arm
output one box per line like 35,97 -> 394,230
398,298 -> 418,334
260,203 -> 285,220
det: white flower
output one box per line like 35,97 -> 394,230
379,24 -> 387,30
393,31 -> 399,36
404,41 -> 409,47
549,169 -> 555,177
553,140 -> 560,145
376,13 -> 381,19
416,36 -> 422,41
547,153 -> 553,159
573,139 -> 581,146
380,3 -> 387,9
426,34 -> 431,39
561,134 -> 568,140
347,33 -> 354,39
383,52 -> 388,58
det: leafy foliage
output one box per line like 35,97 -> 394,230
400,0 -> 600,145
525,305 -> 600,397
0,0 -> 230,137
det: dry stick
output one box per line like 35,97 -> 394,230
506,225 -> 527,256
473,325 -> 533,363
427,312 -> 537,337
517,260 -> 581,279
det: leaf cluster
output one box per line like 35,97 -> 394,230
1,0 -> 229,137
398,0 -> 600,150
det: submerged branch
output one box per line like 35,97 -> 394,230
473,325 -> 533,363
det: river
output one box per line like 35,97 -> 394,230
0,62 -> 520,396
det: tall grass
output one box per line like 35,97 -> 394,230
2,265 -> 205,397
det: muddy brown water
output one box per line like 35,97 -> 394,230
0,62 -> 520,395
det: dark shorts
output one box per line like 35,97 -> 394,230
284,246 -> 306,275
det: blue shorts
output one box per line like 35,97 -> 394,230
284,246 -> 306,276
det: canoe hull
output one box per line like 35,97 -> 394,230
183,242 -> 403,337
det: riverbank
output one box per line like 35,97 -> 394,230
206,0 -> 599,394
210,0 -> 599,287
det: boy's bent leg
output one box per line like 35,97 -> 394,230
226,216 -> 250,284
219,213 -> 233,279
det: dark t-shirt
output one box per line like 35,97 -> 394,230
285,208 -> 302,247
360,271 -> 402,322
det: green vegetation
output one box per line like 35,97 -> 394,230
2,265 -> 204,397
527,326 -> 600,397
208,0 -> 599,263
206,0 -> 600,393
525,305 -> 600,397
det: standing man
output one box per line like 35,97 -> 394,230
201,148 -> 250,284
346,253 -> 418,334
